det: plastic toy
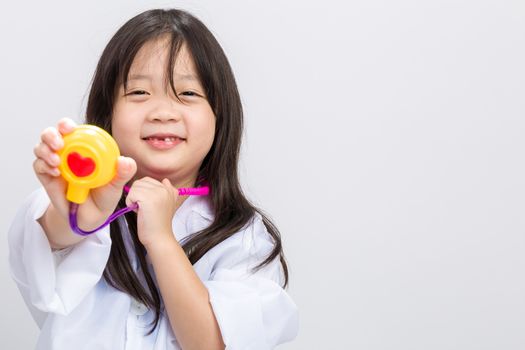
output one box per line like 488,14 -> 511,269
58,125 -> 120,204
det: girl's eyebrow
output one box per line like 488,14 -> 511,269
128,74 -> 152,82
128,73 -> 198,82
173,73 -> 198,81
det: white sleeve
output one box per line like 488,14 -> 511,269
7,188 -> 112,326
202,214 -> 299,350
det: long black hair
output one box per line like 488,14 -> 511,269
85,9 -> 289,334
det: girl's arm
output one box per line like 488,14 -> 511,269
38,204 -> 85,249
8,187 -> 114,317
125,178 -> 224,348
33,118 -> 137,250
147,236 -> 225,350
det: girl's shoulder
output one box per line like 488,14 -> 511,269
183,195 -> 270,240
207,212 -> 275,268
180,195 -> 276,263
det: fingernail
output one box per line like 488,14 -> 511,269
53,139 -> 63,149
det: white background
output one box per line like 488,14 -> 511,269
1,0 -> 524,349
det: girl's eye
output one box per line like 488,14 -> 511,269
180,91 -> 199,97
124,90 -> 149,96
126,90 -> 149,96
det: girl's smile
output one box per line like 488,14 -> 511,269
142,133 -> 186,150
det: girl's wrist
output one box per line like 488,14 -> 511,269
143,233 -> 179,256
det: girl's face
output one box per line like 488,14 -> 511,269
112,37 -> 215,185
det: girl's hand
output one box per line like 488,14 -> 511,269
33,118 -> 137,231
125,177 -> 179,249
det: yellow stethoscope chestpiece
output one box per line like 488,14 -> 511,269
57,125 -> 120,204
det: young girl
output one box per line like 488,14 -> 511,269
8,8 -> 298,350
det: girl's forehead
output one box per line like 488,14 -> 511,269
129,38 -> 196,78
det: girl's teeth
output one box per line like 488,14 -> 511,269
144,136 -> 180,142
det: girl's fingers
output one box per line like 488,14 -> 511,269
40,127 -> 64,151
162,178 -> 174,191
39,119 -> 76,153
109,156 -> 137,190
33,143 -> 61,167
124,181 -> 160,206
91,156 -> 137,212
33,158 -> 60,176
124,187 -> 141,208
57,118 -> 77,135
162,178 -> 178,197
139,177 -> 162,186
127,177 -> 163,192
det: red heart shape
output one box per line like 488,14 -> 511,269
67,152 -> 96,177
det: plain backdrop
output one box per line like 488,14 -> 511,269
1,0 -> 524,349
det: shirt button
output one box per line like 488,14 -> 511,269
130,298 -> 149,316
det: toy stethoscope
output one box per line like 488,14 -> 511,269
57,125 -> 209,236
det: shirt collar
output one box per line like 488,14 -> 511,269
177,193 -> 214,222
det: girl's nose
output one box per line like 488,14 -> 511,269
148,97 -> 182,122
149,113 -> 179,122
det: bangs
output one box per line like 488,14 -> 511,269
117,33 -> 193,104
88,8 -> 229,134
115,32 -> 210,106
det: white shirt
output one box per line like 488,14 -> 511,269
8,188 -> 299,350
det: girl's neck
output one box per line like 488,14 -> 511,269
172,176 -> 198,190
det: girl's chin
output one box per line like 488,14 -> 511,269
134,165 -> 193,182
134,168 -> 178,180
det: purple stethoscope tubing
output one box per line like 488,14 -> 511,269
69,185 -> 210,236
